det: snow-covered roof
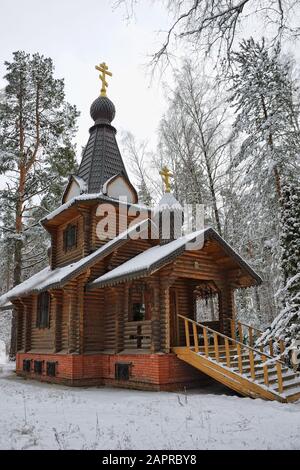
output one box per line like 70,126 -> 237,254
0,219 -> 152,306
0,301 -> 13,311
73,175 -> 88,192
42,192 -> 150,224
88,227 -> 262,289
156,193 -> 183,212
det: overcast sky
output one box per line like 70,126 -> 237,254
0,0 -> 171,163
1,0 -> 300,191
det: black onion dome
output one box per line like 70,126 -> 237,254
77,93 -> 129,193
90,96 -> 116,125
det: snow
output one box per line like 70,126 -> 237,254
0,368 -> 299,450
156,193 -> 183,211
0,219 -> 151,306
72,175 -> 87,193
0,341 -> 8,364
42,193 -> 150,223
89,229 -> 206,288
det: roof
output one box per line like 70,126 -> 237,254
77,95 -> 129,194
0,301 -> 13,311
41,193 -> 150,225
87,227 -> 262,290
0,219 -> 152,306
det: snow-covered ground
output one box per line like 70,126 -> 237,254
0,365 -> 300,450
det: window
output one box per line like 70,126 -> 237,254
132,303 -> 146,322
115,363 -> 131,381
196,294 -> 220,322
46,361 -> 57,377
194,282 -> 220,323
23,359 -> 31,372
63,223 -> 77,251
129,283 -> 148,321
36,292 -> 50,328
34,360 -> 43,375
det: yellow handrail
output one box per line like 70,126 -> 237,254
224,317 -> 263,336
224,317 -> 283,357
177,314 -> 285,391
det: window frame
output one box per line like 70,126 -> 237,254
63,223 -> 77,252
128,283 -> 148,322
36,291 -> 50,329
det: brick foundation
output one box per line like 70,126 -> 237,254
16,352 -> 209,390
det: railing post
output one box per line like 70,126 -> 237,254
262,354 -> 269,387
203,327 -> 209,357
238,322 -> 243,343
249,327 -> 254,347
213,332 -> 220,362
184,319 -> 190,348
225,338 -> 231,367
193,322 -> 199,353
249,350 -> 256,380
276,362 -> 283,393
279,340 -> 285,355
236,343 -> 243,374
269,340 -> 274,356
230,319 -> 236,340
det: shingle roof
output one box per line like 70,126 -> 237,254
77,96 -> 129,193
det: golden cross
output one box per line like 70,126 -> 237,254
95,62 -> 113,97
159,166 -> 173,193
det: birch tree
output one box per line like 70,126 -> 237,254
158,60 -> 231,233
115,0 -> 300,65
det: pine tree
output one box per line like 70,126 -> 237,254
258,180 -> 300,364
0,51 -> 79,357
230,38 -> 300,201
228,38 -> 300,324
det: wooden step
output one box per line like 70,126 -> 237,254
272,378 -> 300,393
283,386 -> 300,401
240,365 -> 290,377
255,371 -> 297,385
171,313 -> 298,403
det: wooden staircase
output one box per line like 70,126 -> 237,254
172,315 -> 300,403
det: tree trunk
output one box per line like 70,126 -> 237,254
9,79 -> 26,360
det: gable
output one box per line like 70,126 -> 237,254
62,175 -> 87,204
102,174 -> 138,204
87,228 -> 262,290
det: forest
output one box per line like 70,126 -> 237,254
0,0 -> 300,360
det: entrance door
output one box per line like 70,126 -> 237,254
169,288 -> 179,346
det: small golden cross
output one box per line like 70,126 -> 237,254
95,62 -> 113,97
159,166 -> 173,193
